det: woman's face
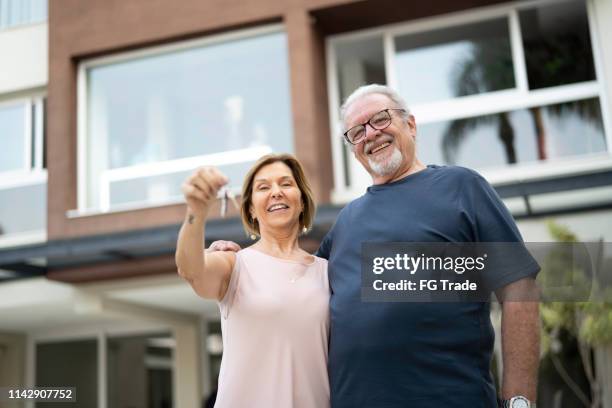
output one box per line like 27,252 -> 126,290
250,161 -> 303,235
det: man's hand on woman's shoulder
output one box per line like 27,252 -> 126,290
207,240 -> 242,253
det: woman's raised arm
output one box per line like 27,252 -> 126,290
175,167 -> 236,300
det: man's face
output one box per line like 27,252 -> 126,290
344,93 -> 417,183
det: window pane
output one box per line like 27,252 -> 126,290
107,334 -> 173,408
85,30 -> 293,210
0,181 -> 46,236
520,0 -> 595,90
0,103 -> 26,173
334,35 -> 386,104
333,36 -> 386,188
0,0 -> 47,29
394,18 -> 514,104
107,161 -> 253,208
36,339 -> 98,408
417,98 -> 606,169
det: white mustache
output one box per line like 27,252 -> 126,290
364,135 -> 394,154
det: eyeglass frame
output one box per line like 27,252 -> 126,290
343,108 -> 407,145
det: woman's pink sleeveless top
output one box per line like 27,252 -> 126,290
214,247 -> 330,408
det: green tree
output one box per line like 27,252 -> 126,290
540,221 -> 612,408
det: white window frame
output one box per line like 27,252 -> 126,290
326,0 -> 612,203
0,93 -> 47,247
75,24 -> 286,216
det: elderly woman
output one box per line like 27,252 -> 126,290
175,154 -> 329,408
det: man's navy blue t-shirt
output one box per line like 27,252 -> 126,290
316,165 -> 539,408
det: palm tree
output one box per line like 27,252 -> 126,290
442,29 -> 601,165
441,38 -> 517,164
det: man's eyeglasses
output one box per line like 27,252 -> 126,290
343,108 -> 406,145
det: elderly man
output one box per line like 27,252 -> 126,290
211,84 -> 540,408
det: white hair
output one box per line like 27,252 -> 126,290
339,84 -> 412,149
340,84 -> 411,126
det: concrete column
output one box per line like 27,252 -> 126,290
173,323 -> 202,408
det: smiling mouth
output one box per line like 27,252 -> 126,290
267,204 -> 289,212
369,142 -> 392,155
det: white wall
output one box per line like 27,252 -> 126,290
0,23 -> 47,95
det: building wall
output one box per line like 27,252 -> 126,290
47,0 -> 337,240
46,0 -> 506,242
0,23 -> 47,95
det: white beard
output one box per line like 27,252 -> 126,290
368,147 -> 403,176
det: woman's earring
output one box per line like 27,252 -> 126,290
250,233 -> 257,240
302,226 -> 308,234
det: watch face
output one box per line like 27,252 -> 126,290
512,397 -> 529,408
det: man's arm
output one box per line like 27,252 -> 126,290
497,277 -> 541,401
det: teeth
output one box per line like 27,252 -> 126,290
370,142 -> 390,154
268,204 -> 288,212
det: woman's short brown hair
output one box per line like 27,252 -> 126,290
240,153 -> 315,237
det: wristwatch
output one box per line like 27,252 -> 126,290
501,396 -> 535,408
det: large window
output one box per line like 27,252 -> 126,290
0,96 -> 46,245
0,0 -> 46,30
78,25 -> 294,213
328,0 -> 610,196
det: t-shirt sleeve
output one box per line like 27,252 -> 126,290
315,229 -> 333,260
467,172 -> 540,291
218,252 -> 242,319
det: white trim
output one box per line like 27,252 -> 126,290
23,99 -> 32,169
103,145 -> 273,183
383,32 -> 397,89
412,81 -> 600,124
80,24 -> 283,70
587,0 -> 612,152
325,30 -> 347,198
96,145 -> 271,212
34,97 -> 44,170
77,62 -> 88,211
479,152 -> 612,185
508,9 -> 529,93
0,170 -> 46,189
332,154 -> 612,204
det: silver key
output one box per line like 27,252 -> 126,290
220,188 -> 228,218
219,187 -> 239,218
